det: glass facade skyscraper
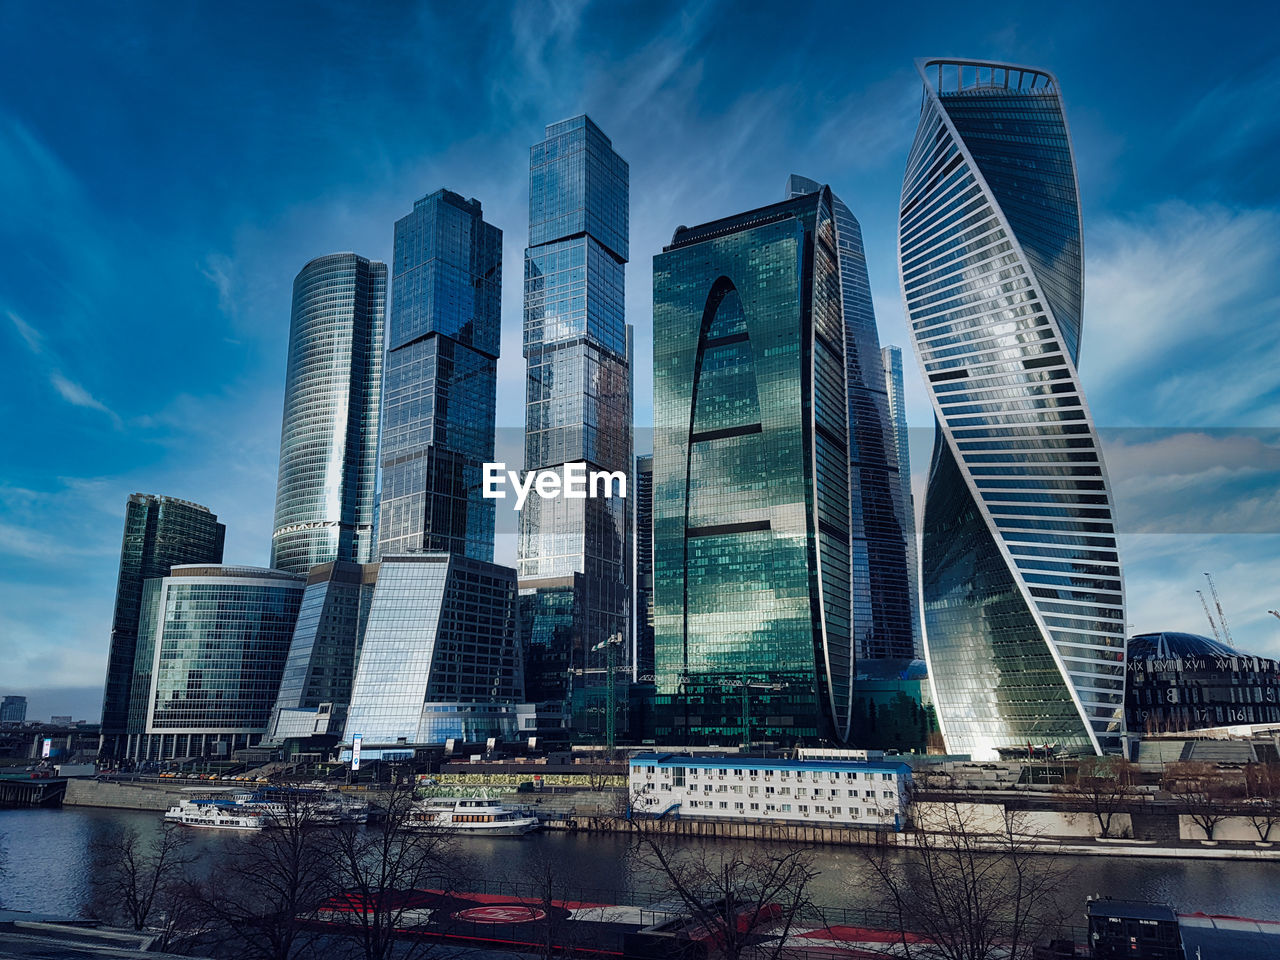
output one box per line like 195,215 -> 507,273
517,116 -> 632,722
881,344 -> 923,653
634,454 -> 654,681
379,190 -> 502,561
266,560 -> 379,743
786,176 -> 915,663
899,59 -> 1125,759
125,565 -> 305,761
342,554 -> 523,746
101,493 -> 226,756
271,253 -> 385,574
652,188 -> 859,744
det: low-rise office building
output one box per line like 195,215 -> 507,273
629,752 -> 911,830
125,565 -> 305,760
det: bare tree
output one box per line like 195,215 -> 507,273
1165,762 -> 1235,841
623,804 -> 819,960
857,799 -> 1069,960
1064,756 -> 1134,838
325,771 -> 456,960
88,822 -> 199,949
1241,762 -> 1280,842
188,790 -> 338,960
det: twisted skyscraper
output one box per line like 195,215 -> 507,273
899,59 -> 1125,758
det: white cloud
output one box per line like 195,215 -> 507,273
48,370 -> 121,425
1082,202 -> 1280,427
7,310 -> 43,353
1121,533 -> 1280,661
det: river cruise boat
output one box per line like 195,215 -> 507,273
410,795 -> 539,836
163,799 -> 264,831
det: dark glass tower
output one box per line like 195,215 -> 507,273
881,343 -> 923,653
899,59 -> 1125,759
379,189 -> 502,561
271,253 -> 386,574
634,454 -> 654,681
652,189 -> 857,744
100,494 -> 225,756
517,116 -> 632,725
786,175 -> 915,662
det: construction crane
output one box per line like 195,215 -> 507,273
1197,590 -> 1223,643
1203,572 -> 1234,646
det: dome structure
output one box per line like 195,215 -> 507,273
1127,631 -> 1240,660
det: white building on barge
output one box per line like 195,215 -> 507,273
628,752 -> 911,830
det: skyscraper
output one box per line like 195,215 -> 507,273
786,176 -> 915,662
100,494 -> 225,757
271,253 -> 385,574
266,560 -> 379,743
125,565 -> 305,761
633,454 -> 654,681
899,59 -> 1125,759
378,190 -> 502,562
342,553 -> 523,748
517,116 -> 632,723
652,188 -> 858,744
881,344 -> 923,653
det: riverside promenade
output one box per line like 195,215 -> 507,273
58,778 -> 1280,861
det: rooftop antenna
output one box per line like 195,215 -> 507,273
1196,590 -> 1222,643
1204,572 -> 1234,646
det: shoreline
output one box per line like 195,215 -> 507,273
58,779 -> 1280,862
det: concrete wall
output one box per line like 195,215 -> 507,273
1179,814 -> 1276,843
64,779 -> 184,811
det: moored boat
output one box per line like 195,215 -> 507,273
163,799 -> 264,830
409,794 -> 539,836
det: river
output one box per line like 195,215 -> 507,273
3,806 -> 1279,925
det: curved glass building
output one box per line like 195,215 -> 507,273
653,187 -> 857,743
124,565 -> 306,760
898,59 -> 1125,758
271,253 -> 386,574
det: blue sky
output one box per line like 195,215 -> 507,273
2,1 -> 1279,720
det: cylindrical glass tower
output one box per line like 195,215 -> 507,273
271,253 -> 386,574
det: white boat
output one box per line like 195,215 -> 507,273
163,799 -> 264,831
410,795 -> 540,836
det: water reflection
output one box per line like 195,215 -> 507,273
2,808 -> 1278,923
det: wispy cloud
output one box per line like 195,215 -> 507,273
1082,201 -> 1280,426
9,310 -> 122,427
7,310 -> 42,352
